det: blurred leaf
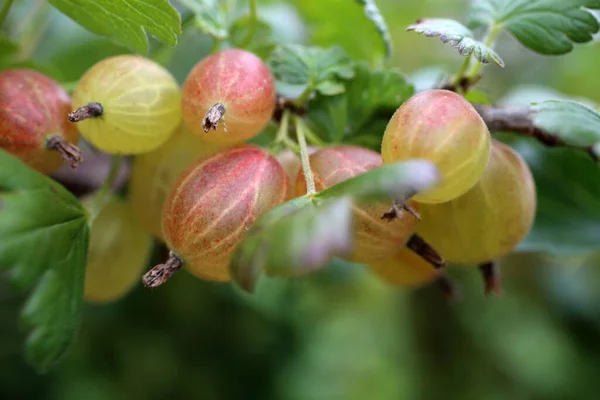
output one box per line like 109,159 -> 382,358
268,44 -> 354,99
308,63 -> 414,141
530,100 -> 600,149
0,35 -> 20,70
179,0 -> 227,40
498,136 -> 600,255
48,0 -> 182,54
468,0 -> 600,55
291,0 -> 390,62
0,149 -> 90,372
316,160 -> 440,204
355,0 -> 392,59
229,16 -> 274,57
230,197 -> 353,292
0,35 -> 19,60
407,18 -> 504,66
407,66 -> 449,93
464,89 -> 492,104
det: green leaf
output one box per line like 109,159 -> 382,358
355,0 -> 392,59
496,135 -> 600,255
230,197 -> 353,292
178,0 -> 228,40
268,44 -> 355,99
229,16 -> 274,58
407,18 -> 505,67
468,0 -> 600,55
0,150 -> 90,372
48,0 -> 182,54
530,100 -> 600,149
290,0 -> 391,62
315,160 -> 440,203
308,63 -> 414,141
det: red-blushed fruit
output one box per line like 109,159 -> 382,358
129,125 -> 229,241
416,140 -> 537,264
368,247 -> 439,287
161,144 -> 289,281
381,89 -> 490,204
295,145 -> 420,263
0,69 -> 81,174
181,49 -> 276,145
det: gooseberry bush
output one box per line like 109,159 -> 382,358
0,0 -> 599,374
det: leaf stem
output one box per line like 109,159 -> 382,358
292,86 -> 314,108
90,156 -> 122,222
295,116 -> 316,195
239,0 -> 257,48
449,54 -> 472,90
466,23 -> 501,79
0,0 -> 14,30
299,120 -> 325,147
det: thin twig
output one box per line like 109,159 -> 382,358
474,104 -> 598,162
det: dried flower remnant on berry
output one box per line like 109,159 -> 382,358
68,102 -> 103,122
202,103 -> 227,133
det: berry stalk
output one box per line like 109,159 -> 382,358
68,102 -> 103,122
46,135 -> 83,169
479,261 -> 502,296
406,233 -> 446,269
294,116 -> 316,195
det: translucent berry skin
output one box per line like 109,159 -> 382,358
368,247 -> 438,287
72,55 -> 182,154
416,140 -> 537,264
162,145 -> 289,281
84,198 -> 152,304
129,125 -> 229,241
295,145 -> 419,263
0,69 -> 79,174
181,49 -> 276,144
381,89 -> 491,204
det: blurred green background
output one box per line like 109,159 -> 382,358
2,1 -> 600,399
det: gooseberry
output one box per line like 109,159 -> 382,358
181,49 -> 276,145
0,69 -> 81,174
295,145 -> 420,263
129,125 -> 228,241
83,197 -> 153,304
368,246 -> 439,287
381,89 -> 491,204
70,55 -> 182,154
146,145 -> 289,285
415,140 -> 537,264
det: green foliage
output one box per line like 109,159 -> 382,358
178,0 -> 228,40
468,0 -> 600,55
0,150 -> 90,373
268,44 -> 355,98
230,197 -> 353,292
231,160 -> 439,292
498,136 -> 600,255
315,160 -> 439,203
406,18 -> 504,66
530,100 -> 600,150
355,0 -> 392,59
291,0 -> 393,63
308,63 -> 414,142
48,0 -> 182,54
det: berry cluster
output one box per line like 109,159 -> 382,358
0,47 -> 536,303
